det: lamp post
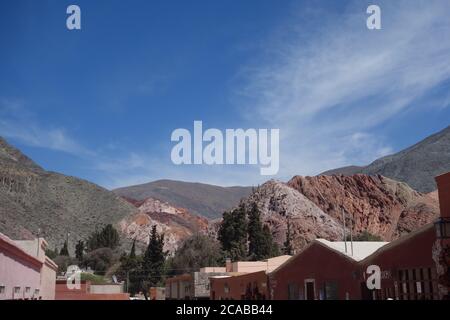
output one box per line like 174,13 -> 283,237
435,217 -> 450,239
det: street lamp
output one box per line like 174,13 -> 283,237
435,217 -> 450,239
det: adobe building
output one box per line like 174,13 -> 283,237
0,233 -> 58,300
166,255 -> 291,300
55,280 -> 129,300
268,240 -> 386,300
209,255 -> 291,300
433,172 -> 450,299
359,224 -> 438,300
210,271 -> 268,300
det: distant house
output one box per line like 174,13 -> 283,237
0,234 -> 58,300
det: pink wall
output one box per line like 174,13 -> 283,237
0,239 -> 42,300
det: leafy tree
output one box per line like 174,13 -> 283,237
75,240 -> 85,261
143,225 -> 166,289
168,234 -> 223,276
60,240 -> 69,256
82,247 -> 114,274
218,204 -> 248,261
87,224 -> 120,251
247,202 -> 266,260
283,220 -> 294,255
45,248 -> 58,259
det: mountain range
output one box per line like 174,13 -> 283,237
0,124 -> 448,253
113,180 -> 252,219
322,125 -> 450,193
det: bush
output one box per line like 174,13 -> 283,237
80,273 -> 107,285
81,247 -> 115,274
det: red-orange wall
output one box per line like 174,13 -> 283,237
269,243 -> 360,300
210,271 -> 268,300
436,173 -> 450,218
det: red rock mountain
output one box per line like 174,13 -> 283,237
240,175 -> 439,252
119,197 -> 209,253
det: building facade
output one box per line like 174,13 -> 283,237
0,234 -> 57,300
268,240 -> 387,300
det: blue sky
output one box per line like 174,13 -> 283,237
1,0 -> 450,189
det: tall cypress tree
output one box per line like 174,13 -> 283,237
218,203 -> 248,261
75,240 -> 85,260
261,225 -> 280,258
129,238 -> 136,259
248,202 -> 265,260
143,225 -> 166,288
60,240 -> 69,256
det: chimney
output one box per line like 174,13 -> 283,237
436,173 -> 450,218
225,258 -> 232,272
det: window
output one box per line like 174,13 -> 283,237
14,287 -> 20,294
0,286 -> 5,294
324,282 -> 338,300
34,289 -> 40,297
287,283 -> 299,300
25,287 -> 31,294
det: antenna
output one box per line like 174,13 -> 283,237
349,211 -> 354,256
342,207 -> 347,253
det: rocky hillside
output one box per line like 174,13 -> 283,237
113,179 -> 252,219
322,125 -> 450,192
0,137 -> 137,249
240,175 -> 439,252
118,197 -> 209,253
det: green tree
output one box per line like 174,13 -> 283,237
260,225 -> 280,259
143,226 -> 166,290
247,202 -> 265,260
75,240 -> 85,261
283,220 -> 294,255
218,204 -> 248,261
60,240 -> 69,256
82,247 -> 114,274
168,234 -> 223,276
45,247 -> 58,259
119,239 -> 142,295
87,224 -> 120,251
129,238 -> 137,259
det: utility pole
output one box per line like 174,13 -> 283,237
342,208 -> 347,253
349,212 -> 354,256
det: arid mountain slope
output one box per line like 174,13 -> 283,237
113,179 -> 252,219
119,197 -> 209,253
239,175 -> 439,252
288,175 -> 439,239
322,125 -> 450,192
0,137 -> 137,249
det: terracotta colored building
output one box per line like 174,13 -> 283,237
209,256 -> 292,300
359,224 -> 438,300
0,234 -> 58,300
210,271 -> 268,300
268,240 -> 387,300
55,280 -> 129,300
434,172 -> 450,299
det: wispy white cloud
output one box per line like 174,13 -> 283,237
0,99 -> 94,157
236,0 -> 450,177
